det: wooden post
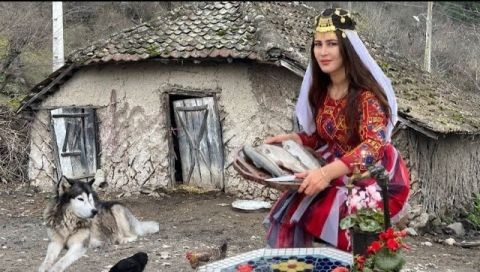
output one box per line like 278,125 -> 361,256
424,2 -> 433,73
52,1 -> 64,71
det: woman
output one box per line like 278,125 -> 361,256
264,8 -> 410,251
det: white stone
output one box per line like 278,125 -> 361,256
405,227 -> 418,236
444,238 -> 456,245
446,222 -> 465,236
159,251 -> 170,259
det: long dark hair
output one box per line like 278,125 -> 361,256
308,30 -> 391,142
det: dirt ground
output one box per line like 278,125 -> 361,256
0,182 -> 479,272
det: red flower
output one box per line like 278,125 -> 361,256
332,267 -> 349,272
386,238 -> 400,251
380,227 -> 396,240
354,255 -> 366,270
354,228 -> 409,270
368,241 -> 382,254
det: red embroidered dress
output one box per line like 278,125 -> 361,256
265,90 -> 410,251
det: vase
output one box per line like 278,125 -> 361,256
351,229 -> 381,256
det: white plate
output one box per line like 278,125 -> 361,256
231,199 -> 272,211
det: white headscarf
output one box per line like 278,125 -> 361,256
294,30 -> 398,141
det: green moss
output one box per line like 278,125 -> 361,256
145,45 -> 160,57
216,29 -> 227,36
0,36 -> 8,58
7,95 -> 25,110
377,60 -> 390,71
451,112 -> 465,122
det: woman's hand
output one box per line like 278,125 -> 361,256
265,133 -> 302,145
296,167 -> 331,196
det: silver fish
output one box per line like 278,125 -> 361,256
282,140 -> 324,170
256,144 -> 308,173
243,145 -> 286,177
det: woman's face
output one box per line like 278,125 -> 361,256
313,31 -> 344,75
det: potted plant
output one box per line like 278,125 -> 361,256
351,227 -> 409,272
340,184 -> 385,256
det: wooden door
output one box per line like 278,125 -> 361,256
173,97 -> 224,189
50,108 -> 97,180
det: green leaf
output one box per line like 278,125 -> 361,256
359,219 -> 382,232
374,250 -> 406,271
340,215 -> 356,230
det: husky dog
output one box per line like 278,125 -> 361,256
38,177 -> 159,272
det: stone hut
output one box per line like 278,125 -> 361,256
17,2 -> 480,218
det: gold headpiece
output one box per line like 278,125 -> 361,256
315,8 -> 356,37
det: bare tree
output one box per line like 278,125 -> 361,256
0,2 -> 50,93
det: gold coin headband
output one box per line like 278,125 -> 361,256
315,8 -> 356,38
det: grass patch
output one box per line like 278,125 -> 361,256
466,193 -> 480,230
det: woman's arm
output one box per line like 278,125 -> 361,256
297,159 -> 350,195
265,133 -> 302,144
265,131 -> 324,149
338,91 -> 388,172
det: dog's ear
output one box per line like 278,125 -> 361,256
88,178 -> 95,187
58,176 -> 73,195
64,176 -> 75,185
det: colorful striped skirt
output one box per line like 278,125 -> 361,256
265,143 -> 410,251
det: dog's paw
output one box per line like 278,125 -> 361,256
89,238 -> 103,248
118,236 -> 138,244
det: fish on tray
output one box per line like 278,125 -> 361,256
256,144 -> 308,173
242,144 -> 287,177
282,140 -> 325,170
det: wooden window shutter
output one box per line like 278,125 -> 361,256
50,108 -> 97,179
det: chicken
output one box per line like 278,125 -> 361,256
185,240 -> 228,269
109,252 -> 148,272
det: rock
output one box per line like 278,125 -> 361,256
262,189 -> 269,198
94,169 -> 107,190
446,222 -> 465,236
430,217 -> 443,234
422,241 -> 432,246
159,251 -> 170,259
408,205 -> 422,220
444,238 -> 456,245
409,212 -> 429,229
405,227 -> 418,236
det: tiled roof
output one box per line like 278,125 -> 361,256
18,1 -> 480,135
69,2 -> 261,64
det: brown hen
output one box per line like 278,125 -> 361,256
185,240 -> 228,269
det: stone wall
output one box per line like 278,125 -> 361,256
28,62 -> 302,199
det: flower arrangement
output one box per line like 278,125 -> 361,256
351,227 -> 409,272
340,184 -> 385,233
